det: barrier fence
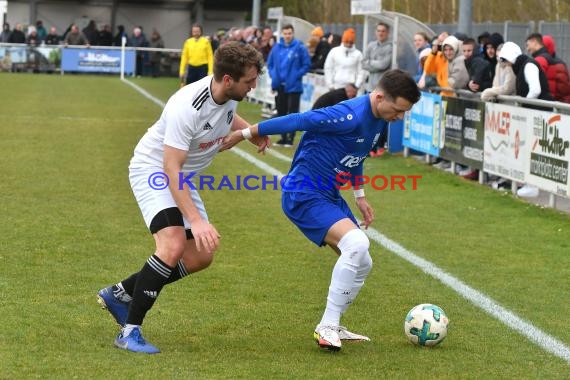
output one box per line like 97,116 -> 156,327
404,91 -> 570,203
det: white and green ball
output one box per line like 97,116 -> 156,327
404,304 -> 449,347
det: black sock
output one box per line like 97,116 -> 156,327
116,260 -> 190,299
126,254 -> 173,325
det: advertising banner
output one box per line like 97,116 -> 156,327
61,48 -> 135,74
403,91 -> 442,156
0,46 -> 60,72
440,97 -> 485,169
483,103 -> 531,182
526,112 -> 570,196
300,73 -> 328,112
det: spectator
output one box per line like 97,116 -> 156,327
256,26 -> 273,62
312,83 -> 358,110
129,27 -> 149,77
363,22 -> 393,158
98,24 -> 113,46
179,24 -> 213,85
543,35 -> 559,58
413,31 -> 431,81
417,47 -> 433,83
499,41 -> 553,198
44,27 -> 61,45
526,33 -> 570,103
35,20 -> 47,42
481,43 -> 516,101
483,33 -> 504,79
329,33 -> 341,49
82,20 -> 98,46
419,32 -> 449,94
310,32 -> 332,73
8,24 -> 26,44
307,26 -> 324,57
64,24 -> 89,46
500,41 -> 553,101
324,28 -> 365,91
442,35 -> 468,92
463,38 -> 492,93
1,23 -> 11,42
266,23 -> 311,147
149,29 -> 165,78
242,26 -> 257,44
113,25 -> 128,47
26,29 -> 40,46
230,28 -> 245,44
362,22 -> 392,93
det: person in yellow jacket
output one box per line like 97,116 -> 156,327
179,24 -> 214,86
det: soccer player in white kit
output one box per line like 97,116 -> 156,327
222,69 -> 421,351
97,42 -> 268,354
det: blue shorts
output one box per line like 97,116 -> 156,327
282,191 -> 359,246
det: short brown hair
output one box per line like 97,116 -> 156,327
377,69 -> 421,104
213,41 -> 264,82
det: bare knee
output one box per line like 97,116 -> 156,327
154,227 -> 186,266
181,240 -> 215,273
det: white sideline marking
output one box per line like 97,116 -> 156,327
123,79 -> 570,364
122,78 -> 167,107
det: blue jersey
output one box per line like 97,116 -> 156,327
258,95 -> 388,200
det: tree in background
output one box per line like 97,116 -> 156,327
263,0 -> 570,24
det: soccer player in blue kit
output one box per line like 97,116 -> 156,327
221,69 -> 421,351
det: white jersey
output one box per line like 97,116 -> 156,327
129,75 -> 237,175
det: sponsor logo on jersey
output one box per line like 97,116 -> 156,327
227,110 -> 234,124
199,136 -> 225,150
356,138 -> 364,143
339,154 -> 367,168
203,122 -> 213,130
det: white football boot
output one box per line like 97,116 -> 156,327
313,325 -> 342,351
335,326 -> 370,341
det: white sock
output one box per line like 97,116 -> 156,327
122,324 -> 139,337
320,257 -> 357,326
340,251 -> 372,316
320,229 -> 369,327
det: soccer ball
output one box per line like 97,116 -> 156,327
404,303 -> 449,347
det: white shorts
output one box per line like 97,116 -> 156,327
129,168 -> 208,230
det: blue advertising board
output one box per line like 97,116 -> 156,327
403,91 -> 442,156
61,48 -> 135,74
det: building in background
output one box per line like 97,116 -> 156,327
4,0 -> 256,48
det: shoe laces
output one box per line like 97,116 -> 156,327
317,325 -> 345,332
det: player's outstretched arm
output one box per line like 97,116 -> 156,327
220,124 -> 267,153
226,115 -> 270,154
